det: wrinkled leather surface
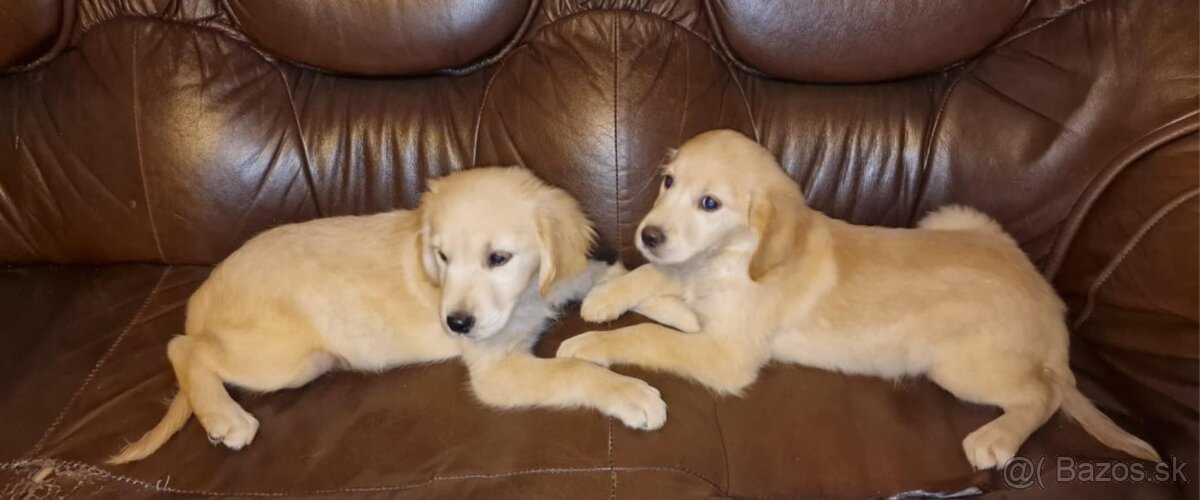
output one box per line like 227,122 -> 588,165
1,265 -> 1190,499
710,0 -> 1028,82
227,0 -> 534,75
0,0 -> 62,69
0,0 -> 1196,498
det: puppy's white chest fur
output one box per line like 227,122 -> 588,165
466,287 -> 557,354
673,259 -> 756,331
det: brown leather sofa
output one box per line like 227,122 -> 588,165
1,1 -> 1196,498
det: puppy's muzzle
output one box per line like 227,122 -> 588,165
641,226 -> 666,249
445,313 -> 475,335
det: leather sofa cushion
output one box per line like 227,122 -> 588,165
2,265 -> 1185,498
710,0 -> 1027,82
225,0 -> 533,76
0,0 -> 62,69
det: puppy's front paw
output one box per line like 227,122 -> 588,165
673,313 -> 701,333
602,376 -> 667,431
635,296 -> 701,333
962,424 -> 1022,470
601,262 -> 629,283
580,286 -> 629,323
557,332 -> 611,367
197,406 -> 259,450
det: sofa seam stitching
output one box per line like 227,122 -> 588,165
991,0 -> 1096,50
531,7 -> 714,50
612,14 -> 623,264
939,0 -> 1034,73
724,62 -> 759,141
1070,187 -> 1199,330
700,2 -> 760,141
471,56 -> 514,167
1044,114 -> 1199,277
26,267 -> 169,456
520,7 -> 754,130
434,0 -> 540,77
0,459 -> 728,497
0,0 -> 76,75
908,0 -> 1119,227
712,399 -> 731,492
608,418 -> 617,500
609,14 -> 619,496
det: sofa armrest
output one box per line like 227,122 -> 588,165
1054,132 -> 1197,337
1052,133 -> 1197,484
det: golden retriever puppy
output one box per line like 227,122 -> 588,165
558,130 -> 1160,470
108,167 -> 665,464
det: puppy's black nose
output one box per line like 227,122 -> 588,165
641,226 -> 666,248
446,313 -> 475,334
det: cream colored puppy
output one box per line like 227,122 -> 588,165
558,130 -> 1160,470
108,167 -> 665,464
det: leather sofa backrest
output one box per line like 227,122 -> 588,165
0,0 -> 1196,272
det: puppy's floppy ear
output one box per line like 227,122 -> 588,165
747,184 -> 808,282
417,181 -> 442,286
662,147 -> 679,164
418,222 -> 440,286
535,188 -> 596,299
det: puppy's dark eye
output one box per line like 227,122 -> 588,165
488,251 -> 512,268
699,196 -> 721,212
663,175 -> 674,189
437,250 -> 448,263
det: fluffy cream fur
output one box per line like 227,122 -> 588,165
559,130 -> 1161,470
108,167 -> 665,464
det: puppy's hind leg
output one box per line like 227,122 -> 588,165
182,333 -> 336,451
174,336 -> 260,450
930,356 -> 1060,470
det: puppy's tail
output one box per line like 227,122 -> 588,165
918,205 -> 1014,243
106,392 -> 192,464
1055,372 -> 1162,463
